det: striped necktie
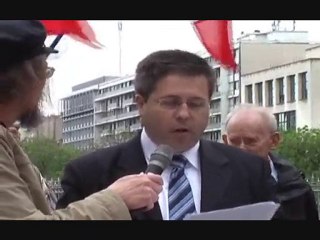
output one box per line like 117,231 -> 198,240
168,154 -> 196,220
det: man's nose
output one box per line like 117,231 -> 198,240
176,102 -> 191,120
239,142 -> 247,150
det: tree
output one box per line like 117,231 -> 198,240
21,137 -> 82,179
276,126 -> 320,178
95,131 -> 136,149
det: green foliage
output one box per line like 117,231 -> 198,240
96,131 -> 136,148
276,126 -> 320,178
21,137 -> 83,179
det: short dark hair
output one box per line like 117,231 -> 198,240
134,49 -> 215,100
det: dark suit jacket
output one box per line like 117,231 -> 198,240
56,133 -> 277,220
270,153 -> 319,220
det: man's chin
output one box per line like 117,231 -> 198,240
19,108 -> 44,129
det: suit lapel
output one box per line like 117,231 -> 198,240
110,133 -> 162,220
114,134 -> 147,176
199,140 -> 232,212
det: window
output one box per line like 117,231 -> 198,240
276,77 -> 284,105
213,67 -> 220,94
210,99 -> 220,113
287,75 -> 295,103
255,82 -> 263,106
234,80 -> 239,91
299,72 -> 307,100
212,130 -> 221,142
265,80 -> 273,106
228,82 -> 234,95
210,115 -> 221,125
246,85 -> 253,103
228,98 -> 238,112
202,130 -> 221,142
274,111 -> 296,131
207,115 -> 221,131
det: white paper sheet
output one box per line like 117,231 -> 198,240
184,201 -> 280,220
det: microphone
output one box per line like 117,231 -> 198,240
145,144 -> 174,174
130,145 -> 173,215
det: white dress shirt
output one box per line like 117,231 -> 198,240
268,155 -> 278,182
140,128 -> 201,220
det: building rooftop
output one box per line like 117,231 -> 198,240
72,76 -> 119,92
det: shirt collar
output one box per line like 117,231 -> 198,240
140,127 -> 200,170
268,155 -> 278,182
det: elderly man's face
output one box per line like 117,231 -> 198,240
222,110 -> 280,160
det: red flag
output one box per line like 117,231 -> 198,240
40,20 -> 103,49
193,20 -> 236,70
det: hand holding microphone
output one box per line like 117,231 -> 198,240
107,144 -> 173,211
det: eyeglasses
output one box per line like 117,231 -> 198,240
46,66 -> 55,78
155,97 -> 209,111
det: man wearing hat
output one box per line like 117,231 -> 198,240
0,20 -> 163,220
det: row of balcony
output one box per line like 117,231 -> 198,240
63,136 -> 94,144
95,85 -> 135,102
95,110 -> 140,125
62,112 -> 93,122
204,122 -> 221,132
62,124 -> 94,133
99,122 -> 220,137
62,107 -> 93,117
100,122 -> 142,137
95,99 -> 136,113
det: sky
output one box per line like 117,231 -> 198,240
45,20 -> 320,114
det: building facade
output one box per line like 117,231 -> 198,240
60,76 -> 118,150
241,45 -> 320,130
21,115 -> 63,142
200,52 -> 238,141
94,75 -> 140,146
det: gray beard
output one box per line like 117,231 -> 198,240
19,106 -> 43,129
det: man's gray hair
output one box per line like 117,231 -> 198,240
224,103 -> 278,133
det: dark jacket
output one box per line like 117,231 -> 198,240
57,133 -> 277,220
270,153 -> 319,220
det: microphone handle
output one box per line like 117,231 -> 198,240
145,164 -> 163,175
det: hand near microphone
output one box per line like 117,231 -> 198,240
107,144 -> 173,212
108,173 -> 163,211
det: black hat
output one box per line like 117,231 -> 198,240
0,20 -> 58,72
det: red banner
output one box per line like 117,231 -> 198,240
41,20 -> 102,48
193,20 -> 236,70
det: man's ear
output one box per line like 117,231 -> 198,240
222,134 -> 229,145
270,132 -> 281,150
135,94 -> 146,115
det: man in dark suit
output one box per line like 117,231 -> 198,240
57,50 -> 277,220
222,104 -> 319,220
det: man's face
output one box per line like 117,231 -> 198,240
19,58 -> 52,129
222,111 -> 280,159
136,74 -> 210,153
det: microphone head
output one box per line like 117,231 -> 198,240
146,144 -> 174,174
